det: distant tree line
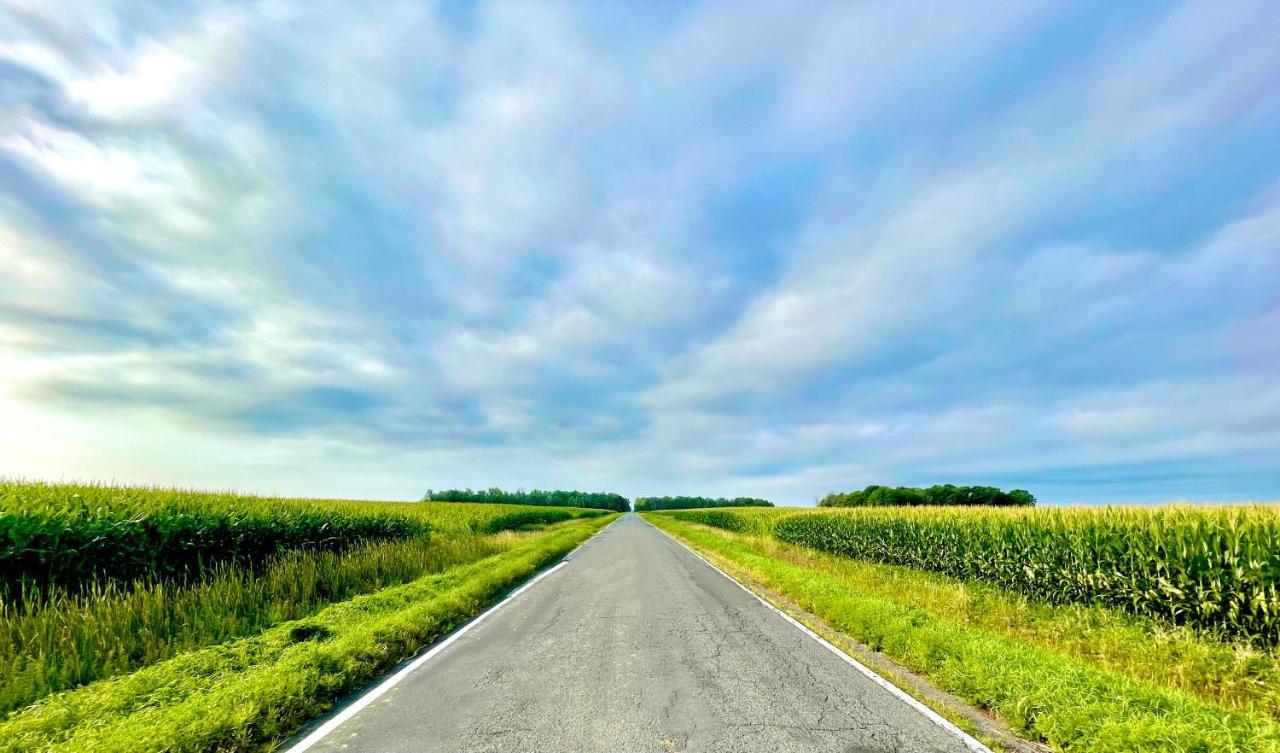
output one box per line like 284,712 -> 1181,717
632,496 -> 774,511
818,484 -> 1035,508
422,488 -> 631,513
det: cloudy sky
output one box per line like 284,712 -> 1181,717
1,1 -> 1277,504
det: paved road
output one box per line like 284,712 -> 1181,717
303,513 -> 980,753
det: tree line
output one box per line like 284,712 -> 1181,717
632,496 -> 774,511
818,484 -> 1035,507
422,488 -> 631,513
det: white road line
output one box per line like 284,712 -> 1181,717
645,517 -> 994,753
280,519 -> 615,753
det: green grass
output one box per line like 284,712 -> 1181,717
647,514 -> 1280,753
0,514 -> 612,753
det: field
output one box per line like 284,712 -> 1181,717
0,481 -> 614,752
646,505 -> 1280,752
9,481 -> 1278,752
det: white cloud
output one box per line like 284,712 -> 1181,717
647,0 -> 1280,413
0,0 -> 1276,503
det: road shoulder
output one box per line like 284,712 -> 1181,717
645,514 -> 1047,753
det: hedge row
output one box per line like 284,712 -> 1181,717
632,496 -> 772,511
422,488 -> 630,512
819,484 -> 1035,507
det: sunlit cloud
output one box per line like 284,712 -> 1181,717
1,0 -> 1277,503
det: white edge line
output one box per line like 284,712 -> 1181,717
644,516 -> 993,753
281,518 -> 613,753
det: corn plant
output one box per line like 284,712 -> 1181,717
0,483 -> 430,600
772,505 -> 1280,646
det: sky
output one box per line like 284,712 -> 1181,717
0,0 -> 1278,505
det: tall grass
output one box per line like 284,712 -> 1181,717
0,535 -> 511,715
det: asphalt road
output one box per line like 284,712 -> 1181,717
300,513 -> 982,753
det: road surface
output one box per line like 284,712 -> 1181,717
300,513 -> 982,753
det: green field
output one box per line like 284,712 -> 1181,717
8,481 -> 1277,752
0,481 -> 613,752
646,505 -> 1280,752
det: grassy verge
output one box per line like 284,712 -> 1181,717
0,515 -> 613,753
1,533 -> 513,714
647,514 -> 1280,753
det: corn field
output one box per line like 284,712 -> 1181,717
664,505 -> 1280,646
0,535 -> 503,714
0,481 -> 611,717
0,483 -> 430,600
0,482 -> 605,601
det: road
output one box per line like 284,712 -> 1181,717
299,513 -> 984,753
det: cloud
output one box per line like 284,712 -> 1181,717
0,0 -> 1277,503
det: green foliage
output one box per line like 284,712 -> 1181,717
0,483 -> 429,600
0,517 -> 609,753
632,496 -> 773,511
650,515 -> 1280,752
818,484 -> 1036,507
772,505 -> 1280,646
423,487 -> 630,512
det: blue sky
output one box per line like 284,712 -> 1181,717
1,1 -> 1277,504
